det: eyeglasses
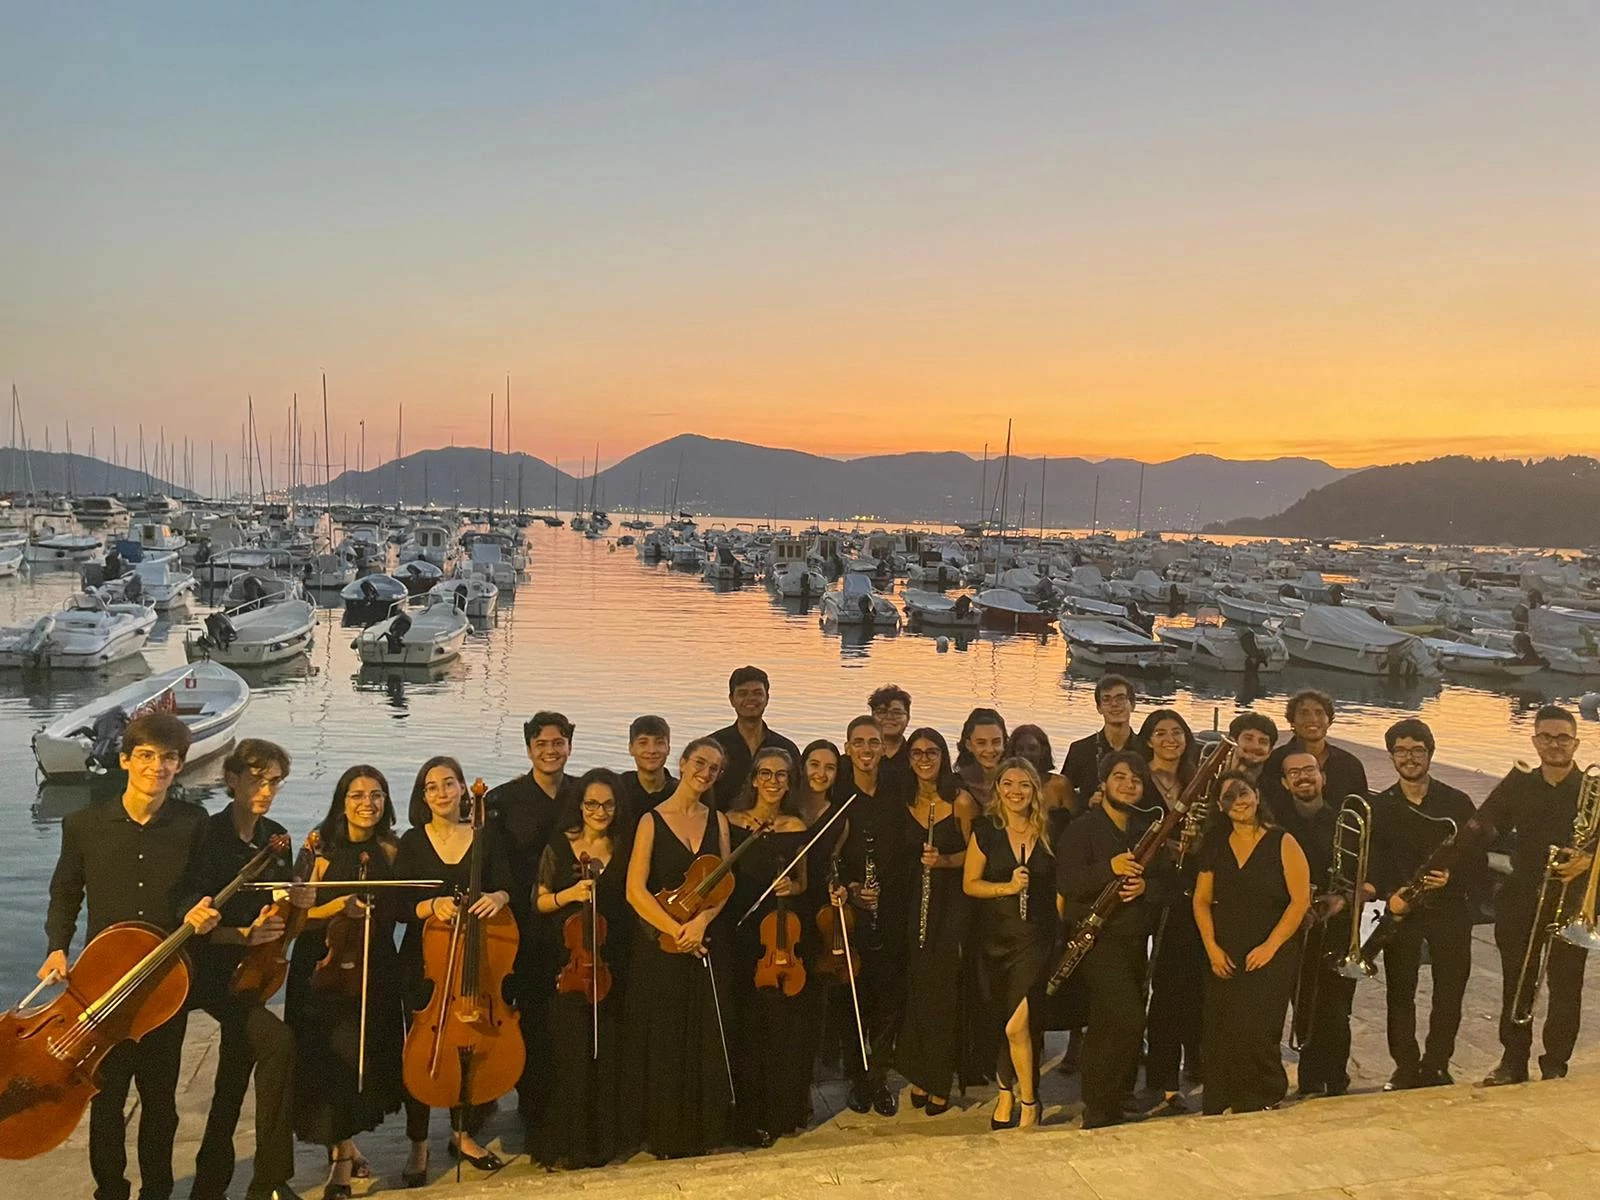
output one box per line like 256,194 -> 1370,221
754,769 -> 790,783
1100,694 -> 1132,705
581,799 -> 615,812
1284,766 -> 1320,779
1534,734 -> 1578,748
1390,747 -> 1431,760
129,748 -> 183,766
686,756 -> 723,776
346,791 -> 385,806
250,769 -> 287,788
908,748 -> 942,760
871,705 -> 908,717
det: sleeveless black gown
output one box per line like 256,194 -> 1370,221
896,807 -> 970,1099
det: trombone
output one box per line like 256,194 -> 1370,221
1290,794 -> 1374,1050
1511,764 -> 1600,1025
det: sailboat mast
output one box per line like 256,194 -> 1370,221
322,372 -> 332,507
489,393 -> 496,514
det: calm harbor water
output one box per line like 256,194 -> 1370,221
1,524 -> 1591,991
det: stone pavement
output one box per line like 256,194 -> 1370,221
6,741 -> 1587,1198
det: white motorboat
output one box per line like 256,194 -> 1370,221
820,575 -> 901,630
1529,606 -> 1600,651
668,543 -> 705,571
1216,592 -> 1297,627
341,574 -> 408,608
1471,628 -> 1600,676
300,548 -> 358,590
398,521 -> 457,570
25,531 -> 103,567
1160,623 -> 1288,673
0,593 -> 155,670
702,545 -> 749,585
125,521 -> 187,556
32,660 -> 251,777
196,547 -> 288,584
1422,637 -> 1543,679
187,598 -> 316,667
973,588 -> 1053,634
1059,617 -> 1176,673
0,546 -> 22,578
429,577 -> 497,619
902,590 -> 980,629
355,595 -> 471,665
1279,607 -> 1439,677
220,571 -> 302,611
113,557 -> 198,611
74,496 -> 130,526
464,540 -> 517,590
767,561 -> 828,598
1060,594 -> 1139,621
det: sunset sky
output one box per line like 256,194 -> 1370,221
2,4 -> 1595,474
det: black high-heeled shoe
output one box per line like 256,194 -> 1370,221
401,1145 -> 428,1189
925,1097 -> 950,1116
448,1140 -> 506,1172
990,1088 -> 1018,1130
909,1090 -> 928,1109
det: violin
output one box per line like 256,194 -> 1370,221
0,835 -> 288,1160
311,849 -> 372,997
754,894 -> 806,996
812,854 -> 860,984
230,832 -> 317,1003
556,853 -> 611,1005
401,779 -> 524,1112
653,819 -> 771,953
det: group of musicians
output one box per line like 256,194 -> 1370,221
34,666 -> 1595,1198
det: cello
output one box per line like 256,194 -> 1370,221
555,852 -> 611,1059
0,835 -> 288,1160
229,831 -> 318,1002
401,779 -> 524,1115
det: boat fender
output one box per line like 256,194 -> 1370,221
384,612 -> 412,654
937,565 -> 949,585
936,635 -> 950,653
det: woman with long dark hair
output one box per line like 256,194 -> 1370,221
955,708 -> 1008,809
285,765 -> 405,1197
530,768 -> 632,1169
964,756 -> 1058,1129
394,756 -> 515,1185
1194,772 -> 1310,1114
896,728 -> 978,1114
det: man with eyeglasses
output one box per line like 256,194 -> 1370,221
1260,689 -> 1369,825
868,684 -> 913,788
183,738 -> 305,1200
1369,719 -> 1483,1091
485,710 -> 584,1130
1062,675 -> 1138,804
1480,704 -> 1594,1086
709,666 -> 801,811
42,714 -> 221,1200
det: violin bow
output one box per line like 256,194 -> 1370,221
735,791 -> 859,925
588,858 -> 599,1061
834,884 -> 870,1073
701,954 -> 737,1108
357,851 -> 371,1093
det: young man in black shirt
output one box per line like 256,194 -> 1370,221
1481,705 -> 1594,1085
186,739 -> 304,1200
619,714 -> 676,814
1227,711 -> 1279,784
1369,719 -> 1483,1091
868,684 -> 913,788
41,714 -> 220,1200
1261,689 -> 1369,823
1062,675 -> 1138,804
709,665 -> 801,810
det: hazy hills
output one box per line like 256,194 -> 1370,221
0,448 -> 192,499
320,433 -> 1348,526
1207,456 -> 1600,547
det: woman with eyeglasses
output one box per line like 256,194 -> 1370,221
1192,772 -> 1310,1114
529,768 -> 631,1170
896,728 -> 978,1116
724,746 -> 811,1146
964,757 -> 1059,1129
394,756 -> 515,1185
286,765 -> 405,1197
621,737 -> 734,1158
1138,708 -> 1206,1114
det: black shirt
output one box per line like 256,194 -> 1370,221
46,795 -> 210,953
485,771 -> 579,926
710,721 -> 802,811
1261,739 -> 1370,825
184,809 -> 295,1001
1478,765 -> 1585,910
1277,797 -> 1341,888
1055,805 -> 1167,937
880,742 -> 913,792
1061,727 -> 1138,805
835,768 -> 917,916
619,769 -> 677,816
1370,779 -> 1484,912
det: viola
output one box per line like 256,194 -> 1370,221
311,849 -> 372,997
0,835 -> 288,1161
401,778 -> 524,1112
653,819 -> 771,953
230,831 -> 318,1003
754,894 -> 806,996
556,853 -> 611,1005
812,857 -> 861,985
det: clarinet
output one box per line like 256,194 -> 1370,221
863,832 -> 880,948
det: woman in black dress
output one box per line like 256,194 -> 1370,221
622,737 -> 735,1158
954,707 -> 1007,1087
955,707 -> 1008,809
1139,708 -> 1206,1113
394,756 -> 515,1185
897,728 -> 977,1115
793,739 -> 849,1080
963,756 -> 1059,1129
531,768 -> 632,1169
726,746 -> 811,1145
1193,772 -> 1310,1115
285,765 -> 405,1198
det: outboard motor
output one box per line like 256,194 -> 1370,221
1328,582 -> 1345,607
1511,631 -> 1548,668
86,708 -> 130,774
103,549 -> 125,579
20,614 -> 56,666
384,611 -> 413,655
1124,601 -> 1154,635
204,612 -> 238,650
1238,627 -> 1269,671
359,578 -> 380,602
858,593 -> 874,623
123,573 -> 143,603
953,593 -> 973,619
452,587 -> 468,613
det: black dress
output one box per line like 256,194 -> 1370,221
1197,826 -> 1299,1114
972,821 -> 1060,1095
895,805 -> 970,1099
531,835 -> 630,1168
727,824 -> 813,1139
393,823 -> 519,1142
620,809 -> 732,1157
285,838 -> 405,1145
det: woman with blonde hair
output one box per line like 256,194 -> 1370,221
963,756 -> 1059,1129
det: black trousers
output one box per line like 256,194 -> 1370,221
1293,938 -> 1357,1092
89,1010 -> 188,1200
1080,934 -> 1146,1122
1496,914 -> 1588,1072
1381,909 -> 1473,1074
191,1001 -> 297,1200
1145,903 -> 1205,1092
847,940 -> 906,1094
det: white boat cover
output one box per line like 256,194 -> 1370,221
1296,606 -> 1415,648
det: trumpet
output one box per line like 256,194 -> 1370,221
1291,794 -> 1374,1050
1511,764 -> 1600,1025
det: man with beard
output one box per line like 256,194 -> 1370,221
835,714 -> 915,1116
710,665 -> 801,810
1227,712 -> 1280,783
1261,690 -> 1368,823
1369,719 -> 1482,1091
1481,706 -> 1594,1085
